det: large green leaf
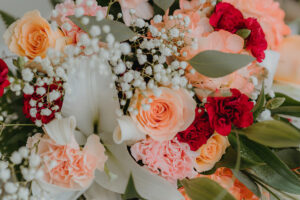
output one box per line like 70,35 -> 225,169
239,120 -> 300,148
153,0 -> 175,10
271,106 -> 300,117
239,137 -> 300,194
69,16 -> 136,42
188,50 -> 255,78
121,174 -> 145,200
181,178 -> 236,200
232,170 -> 261,197
276,149 -> 300,169
0,10 -> 17,28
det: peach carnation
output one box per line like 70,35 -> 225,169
29,117 -> 107,189
131,137 -> 197,183
3,10 -> 66,60
130,87 -> 196,141
224,0 -> 290,50
52,0 -> 107,43
195,134 -> 230,172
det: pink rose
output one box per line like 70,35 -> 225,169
29,117 -> 107,189
130,87 -> 196,141
119,0 -> 154,25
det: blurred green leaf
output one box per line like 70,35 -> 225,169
188,50 -> 255,78
0,10 -> 17,28
272,106 -> 300,117
252,83 -> 265,120
239,120 -> 300,148
153,0 -> 175,11
69,16 -> 136,42
181,178 -> 236,200
236,29 -> 251,39
232,170 -> 261,197
121,174 -> 145,200
276,149 -> 300,169
266,97 -> 285,109
275,92 -> 300,106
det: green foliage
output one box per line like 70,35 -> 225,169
188,50 -> 255,78
266,97 -> 286,109
239,120 -> 300,148
271,92 -> 300,117
121,174 -> 145,200
232,170 -> 261,197
236,29 -> 251,39
252,83 -> 265,120
0,10 -> 17,28
69,16 -> 136,42
276,149 -> 300,169
153,0 -> 175,11
181,178 -> 236,200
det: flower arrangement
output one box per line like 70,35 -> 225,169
0,0 -> 300,199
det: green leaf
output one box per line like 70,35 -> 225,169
276,149 -> 300,169
0,10 -> 17,28
266,97 -> 285,109
252,83 -> 265,120
188,50 -> 255,78
239,120 -> 300,148
181,178 -> 236,200
121,174 -> 145,200
275,92 -> 300,106
271,106 -> 300,117
238,137 -> 300,194
153,0 -> 175,11
236,29 -> 251,39
69,16 -> 136,42
232,170 -> 261,197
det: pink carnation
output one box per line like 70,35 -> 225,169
131,138 -> 197,183
52,0 -> 107,43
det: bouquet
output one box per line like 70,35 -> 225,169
0,0 -> 300,199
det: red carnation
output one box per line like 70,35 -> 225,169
177,108 -> 214,151
209,2 -> 245,33
205,89 -> 254,136
23,82 -> 64,124
0,59 -> 10,97
244,18 -> 268,62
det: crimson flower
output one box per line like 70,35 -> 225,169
205,89 -> 254,136
0,59 -> 10,97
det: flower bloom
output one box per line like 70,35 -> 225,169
23,82 -> 64,124
224,0 -> 290,50
205,89 -> 254,136
194,134 -> 230,172
131,137 -> 197,183
0,59 -> 10,97
118,0 -> 154,26
28,117 -> 107,189
130,87 -> 196,141
209,2 -> 245,33
52,0 -> 107,43
4,10 -> 66,60
177,108 -> 214,151
244,18 -> 268,62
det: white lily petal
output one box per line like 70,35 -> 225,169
84,181 -> 122,200
258,50 -> 280,93
62,56 -> 119,136
32,180 -> 85,200
95,132 -> 184,200
43,116 -> 76,145
113,116 -> 145,144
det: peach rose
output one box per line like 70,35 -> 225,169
195,134 -> 230,172
224,0 -> 290,50
3,10 -> 66,60
119,0 -> 154,26
130,87 -> 196,141
28,117 -> 107,189
275,36 -> 300,85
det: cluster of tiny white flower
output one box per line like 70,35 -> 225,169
0,147 -> 46,200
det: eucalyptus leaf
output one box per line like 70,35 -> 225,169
69,16 -> 136,42
239,120 -> 300,148
0,10 -> 17,28
153,0 -> 175,11
232,171 -> 261,197
252,83 -> 265,120
181,178 -> 236,200
238,137 -> 300,194
266,97 -> 285,109
271,106 -> 300,117
188,50 -> 255,78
